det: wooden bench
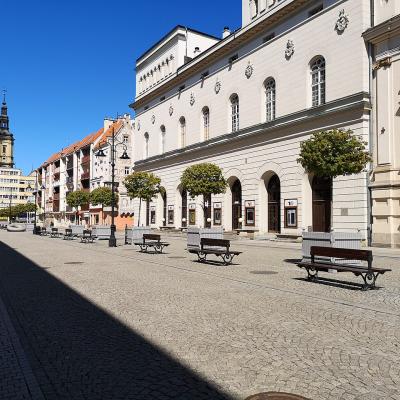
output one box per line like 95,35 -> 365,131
134,234 -> 169,253
297,246 -> 391,290
189,238 -> 242,265
63,228 -> 74,240
80,229 -> 94,243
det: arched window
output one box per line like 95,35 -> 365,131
310,56 -> 326,107
202,107 -> 210,141
230,94 -> 239,132
179,117 -> 186,148
250,0 -> 259,18
160,125 -> 166,154
264,78 -> 276,122
144,132 -> 149,158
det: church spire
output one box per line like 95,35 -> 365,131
0,89 -> 14,168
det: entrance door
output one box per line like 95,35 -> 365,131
312,176 -> 332,232
267,175 -> 280,233
231,179 -> 242,230
181,190 -> 187,228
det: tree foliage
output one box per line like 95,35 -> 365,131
123,172 -> 162,226
180,163 -> 227,198
297,129 -> 371,178
124,172 -> 162,202
66,190 -> 90,209
0,203 -> 37,218
90,187 -> 118,208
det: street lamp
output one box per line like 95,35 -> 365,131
27,170 -> 39,234
95,120 -> 130,247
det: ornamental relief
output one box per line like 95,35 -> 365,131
285,40 -> 294,59
335,9 -> 349,33
169,105 -> 174,116
215,80 -> 221,94
190,92 -> 195,106
245,62 -> 254,79
151,115 -> 155,124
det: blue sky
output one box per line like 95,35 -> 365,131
1,0 -> 241,174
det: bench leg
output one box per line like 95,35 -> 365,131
360,272 -> 378,290
306,267 -> 318,281
221,253 -> 234,265
155,244 -> 164,253
197,252 -> 206,262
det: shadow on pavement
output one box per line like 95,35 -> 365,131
0,241 -> 232,400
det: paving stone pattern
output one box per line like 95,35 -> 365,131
0,231 -> 399,400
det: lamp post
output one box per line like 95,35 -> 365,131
95,120 -> 130,247
27,170 -> 39,234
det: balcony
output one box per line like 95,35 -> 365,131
53,193 -> 60,201
53,201 -> 60,213
81,171 -> 90,180
53,167 -> 60,174
66,161 -> 74,170
53,180 -> 60,187
81,155 -> 90,165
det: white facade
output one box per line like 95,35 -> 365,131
364,1 -> 400,247
130,0 -> 375,240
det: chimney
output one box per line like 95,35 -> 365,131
104,118 -> 114,131
222,27 -> 231,39
194,46 -> 201,55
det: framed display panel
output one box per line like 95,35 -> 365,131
284,199 -> 298,228
244,200 -> 255,226
213,202 -> 222,225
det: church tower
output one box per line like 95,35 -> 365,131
0,91 -> 15,168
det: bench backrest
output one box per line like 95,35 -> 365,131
65,228 -> 72,234
52,228 -> 58,232
201,238 -> 230,250
83,229 -> 91,236
310,246 -> 372,268
143,234 -> 160,242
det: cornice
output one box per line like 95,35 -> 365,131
131,0 -> 310,111
134,91 -> 371,169
363,14 -> 400,44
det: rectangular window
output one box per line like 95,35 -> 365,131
228,54 -> 238,64
150,208 -> 156,224
2,145 -> 6,154
123,135 -> 129,144
124,167 -> 129,175
189,209 -> 196,225
263,33 -> 275,43
168,206 -> 174,225
308,4 -> 323,17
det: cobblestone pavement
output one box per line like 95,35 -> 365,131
0,231 -> 399,400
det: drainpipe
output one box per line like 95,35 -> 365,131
367,0 -> 375,247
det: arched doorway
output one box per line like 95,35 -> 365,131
231,179 -> 242,230
181,189 -> 187,228
312,176 -> 332,232
267,175 -> 280,233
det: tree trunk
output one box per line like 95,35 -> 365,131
137,198 -> 142,227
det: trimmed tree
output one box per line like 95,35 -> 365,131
66,190 -> 90,224
297,129 -> 371,178
297,129 -> 371,229
89,187 -> 119,224
180,163 -> 227,227
123,171 -> 162,226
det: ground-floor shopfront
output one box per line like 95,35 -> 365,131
133,94 -> 371,241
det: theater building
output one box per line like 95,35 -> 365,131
130,0 -> 399,244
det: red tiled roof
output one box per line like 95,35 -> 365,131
94,120 -> 123,150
